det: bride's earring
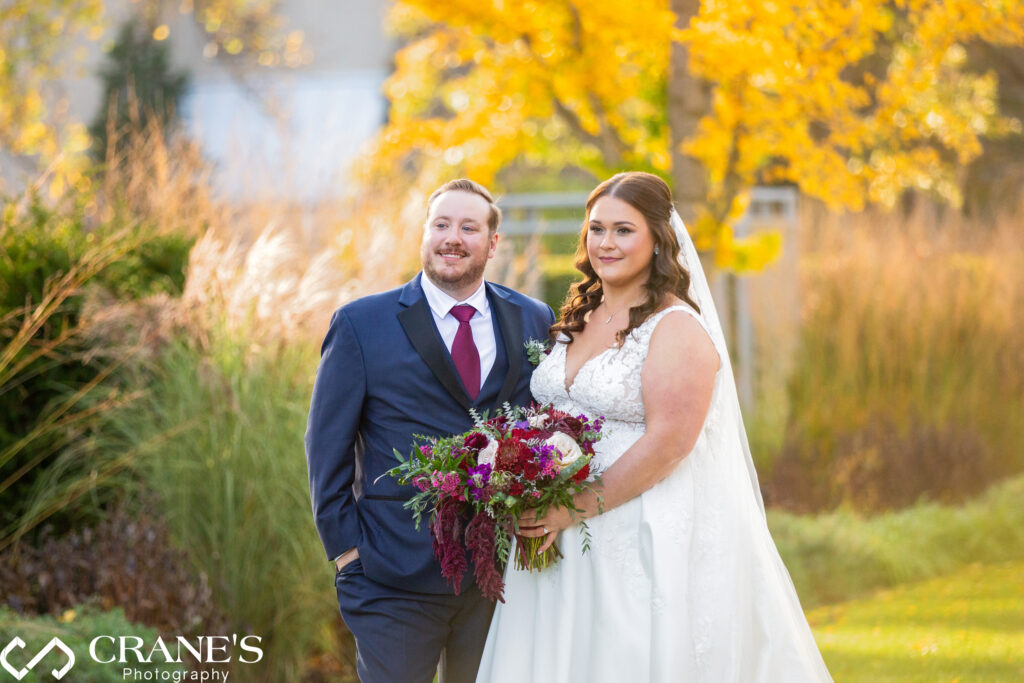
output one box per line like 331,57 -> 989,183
654,246 -> 660,255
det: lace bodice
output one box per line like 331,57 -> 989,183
531,304 -> 712,429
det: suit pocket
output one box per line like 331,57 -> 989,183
335,557 -> 363,582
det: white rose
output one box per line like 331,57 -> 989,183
545,431 -> 583,469
528,414 -> 550,429
478,438 -> 499,467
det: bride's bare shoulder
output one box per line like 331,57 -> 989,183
647,297 -> 720,371
655,295 -> 689,314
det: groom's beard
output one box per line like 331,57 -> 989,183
421,245 -> 488,294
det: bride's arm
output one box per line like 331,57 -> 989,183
521,311 -> 719,547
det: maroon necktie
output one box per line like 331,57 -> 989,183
449,304 -> 480,400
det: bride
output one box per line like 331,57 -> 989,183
475,172 -> 831,681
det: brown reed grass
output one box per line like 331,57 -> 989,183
85,113 -> 432,351
764,198 -> 1024,512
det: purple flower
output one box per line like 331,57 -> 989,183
467,463 -> 493,501
468,463 -> 492,485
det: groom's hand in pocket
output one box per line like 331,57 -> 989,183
335,547 -> 360,572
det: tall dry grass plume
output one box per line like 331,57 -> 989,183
89,112 -> 428,351
95,110 -> 221,240
765,199 -> 1024,512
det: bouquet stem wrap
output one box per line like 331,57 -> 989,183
515,535 -> 563,572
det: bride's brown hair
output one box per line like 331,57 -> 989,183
550,172 -> 700,346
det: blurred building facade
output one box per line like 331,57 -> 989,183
2,0 -> 394,202
169,0 -> 395,202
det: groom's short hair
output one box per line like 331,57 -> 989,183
427,179 -> 502,234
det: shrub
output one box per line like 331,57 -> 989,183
0,504 -> 223,635
0,196 -> 193,537
0,604 -> 184,683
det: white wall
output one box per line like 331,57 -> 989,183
182,68 -> 389,202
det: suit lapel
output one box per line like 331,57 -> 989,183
398,277 -> 472,411
489,285 -> 523,408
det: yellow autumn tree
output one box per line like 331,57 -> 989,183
0,0 -> 102,196
680,0 -> 1024,262
0,0 -> 305,196
360,0 -> 1024,270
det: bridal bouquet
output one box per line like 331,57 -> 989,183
384,403 -> 604,602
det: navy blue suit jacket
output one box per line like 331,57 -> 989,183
305,273 -> 555,594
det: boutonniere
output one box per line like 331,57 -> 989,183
524,338 -> 552,366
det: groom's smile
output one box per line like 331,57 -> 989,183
438,248 -> 469,262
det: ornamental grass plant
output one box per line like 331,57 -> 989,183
763,202 -> 1023,513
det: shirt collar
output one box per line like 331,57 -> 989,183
420,273 -> 489,319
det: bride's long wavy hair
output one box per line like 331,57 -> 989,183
550,172 -> 700,346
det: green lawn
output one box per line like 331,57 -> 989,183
809,561 -> 1024,682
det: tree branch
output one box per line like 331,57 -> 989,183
519,14 -> 628,169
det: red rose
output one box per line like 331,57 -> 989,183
553,416 -> 584,440
508,482 -> 525,496
464,432 -> 489,450
488,415 -> 510,431
572,463 -> 591,482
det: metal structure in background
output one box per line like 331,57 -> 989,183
497,186 -> 800,415
499,192 -> 590,236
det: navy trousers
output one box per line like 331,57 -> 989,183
335,559 -> 495,683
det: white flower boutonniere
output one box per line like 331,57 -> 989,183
524,338 -> 552,366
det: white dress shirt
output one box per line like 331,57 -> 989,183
420,274 -> 497,385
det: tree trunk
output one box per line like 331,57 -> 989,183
668,0 -> 711,226
668,1 -> 752,410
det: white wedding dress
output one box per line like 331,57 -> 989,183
475,304 -> 832,682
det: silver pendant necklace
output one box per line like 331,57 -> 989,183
601,302 -> 627,324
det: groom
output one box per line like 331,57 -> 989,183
305,179 -> 554,683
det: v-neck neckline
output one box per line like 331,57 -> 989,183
561,343 -> 617,396
559,303 -> 695,395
